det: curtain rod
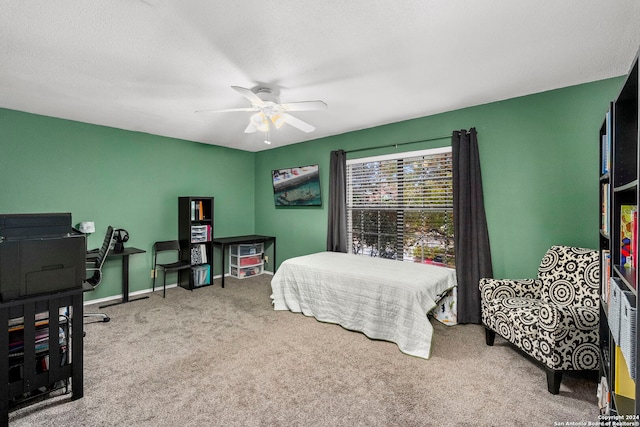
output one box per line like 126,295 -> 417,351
345,133 -> 452,154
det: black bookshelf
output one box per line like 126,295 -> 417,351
178,197 -> 214,290
1,288 -> 83,426
599,48 -> 639,416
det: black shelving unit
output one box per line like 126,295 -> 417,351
178,197 -> 214,290
0,288 -> 83,426
599,48 -> 639,416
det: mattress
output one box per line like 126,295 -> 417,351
270,251 -> 457,359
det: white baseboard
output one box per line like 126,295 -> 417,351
220,271 -> 274,277
84,283 -> 178,306
84,271 -> 273,306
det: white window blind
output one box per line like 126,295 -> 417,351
346,147 -> 454,264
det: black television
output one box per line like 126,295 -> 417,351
271,164 -> 321,206
0,213 -> 86,301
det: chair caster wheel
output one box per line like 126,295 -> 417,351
103,317 -> 110,322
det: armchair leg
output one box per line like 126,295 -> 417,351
545,368 -> 562,395
485,328 -> 496,346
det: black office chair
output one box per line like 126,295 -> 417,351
153,240 -> 191,298
83,225 -> 115,322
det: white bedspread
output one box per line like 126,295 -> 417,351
270,252 -> 457,359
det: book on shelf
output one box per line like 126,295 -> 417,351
602,249 -> 611,304
601,183 -> 610,236
8,311 -> 57,330
601,135 -> 609,175
601,110 -> 612,175
620,204 -> 637,270
9,326 -> 66,355
635,208 -> 638,272
190,200 -> 207,221
42,354 -> 50,371
190,244 -> 208,265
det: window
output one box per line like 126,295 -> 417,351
346,147 -> 454,266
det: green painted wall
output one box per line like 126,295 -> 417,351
0,77 -> 626,301
0,109 -> 256,301
255,78 -> 625,279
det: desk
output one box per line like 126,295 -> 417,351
212,235 -> 276,288
98,247 -> 147,308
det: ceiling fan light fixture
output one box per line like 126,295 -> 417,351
270,113 -> 285,129
250,113 -> 269,132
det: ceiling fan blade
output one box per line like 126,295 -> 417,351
281,113 -> 315,133
244,122 -> 258,133
231,86 -> 265,106
195,107 -> 257,113
279,100 -> 327,112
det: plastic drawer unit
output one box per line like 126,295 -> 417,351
229,244 -> 264,279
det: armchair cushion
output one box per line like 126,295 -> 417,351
543,305 -> 599,331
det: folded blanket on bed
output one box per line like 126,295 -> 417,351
270,252 -> 457,359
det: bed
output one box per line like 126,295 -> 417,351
270,251 -> 457,359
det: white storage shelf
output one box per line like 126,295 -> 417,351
229,243 -> 264,279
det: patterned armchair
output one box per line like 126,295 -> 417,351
479,245 -> 599,394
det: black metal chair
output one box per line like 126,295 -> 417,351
83,225 -> 115,322
153,240 -> 191,298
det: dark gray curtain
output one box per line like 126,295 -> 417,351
326,149 -> 348,252
452,128 -> 493,324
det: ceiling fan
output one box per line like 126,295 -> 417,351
197,86 -> 327,134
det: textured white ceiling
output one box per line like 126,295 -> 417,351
1,0 -> 640,152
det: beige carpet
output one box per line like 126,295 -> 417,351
9,275 -> 598,426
